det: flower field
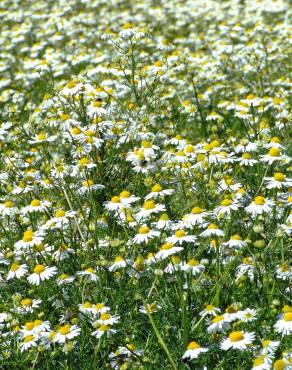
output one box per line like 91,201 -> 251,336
0,0 -> 291,368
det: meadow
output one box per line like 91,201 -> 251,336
0,0 -> 291,369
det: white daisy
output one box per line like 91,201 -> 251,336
221,331 -> 255,350
274,312 -> 292,335
166,229 -> 196,245
155,243 -> 183,260
245,196 -> 274,217
27,265 -> 57,285
182,341 -> 209,360
132,226 -> 160,244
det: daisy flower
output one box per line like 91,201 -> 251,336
78,179 -> 105,193
260,147 -> 289,164
145,184 -> 174,200
224,234 -> 246,249
165,229 -> 196,245
182,341 -> 209,360
200,223 -> 225,237
108,256 -> 128,272
221,331 -> 255,350
155,243 -> 183,260
19,334 -> 38,352
132,226 -> 160,244
181,259 -> 205,275
92,325 -> 116,339
77,267 -> 99,281
236,308 -> 257,322
134,200 -> 165,221
21,320 -> 50,337
6,263 -> 28,280
153,213 -> 173,230
245,196 -> 274,217
53,324 -> 81,344
274,312 -> 292,335
260,339 -> 280,354
214,198 -> 240,216
180,206 -> 209,227
0,200 -> 18,216
276,263 -> 292,281
14,230 -> 44,251
95,313 -> 120,326
119,190 -> 140,204
27,264 -> 57,285
14,298 -> 42,314
238,152 -> 258,166
21,198 -> 51,214
207,314 -> 231,333
200,304 -> 221,317
265,173 -> 292,189
251,354 -> 273,370
43,209 -> 76,229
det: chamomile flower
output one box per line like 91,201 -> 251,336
166,229 -> 196,245
14,230 -> 44,251
207,314 -> 231,333
261,147 -> 288,164
154,213 -> 173,230
246,196 -> 274,217
239,152 -> 258,166
200,223 -> 225,237
53,324 -> 81,343
181,259 -> 205,275
276,263 -> 292,280
224,234 -> 246,249
182,341 -> 209,360
200,304 -> 221,318
119,190 -> 140,204
95,313 -> 120,326
236,308 -> 257,322
19,335 -> 37,352
180,206 -> 209,227
265,173 -> 292,189
214,198 -> 240,216
221,331 -> 255,350
77,267 -> 99,281
21,199 -> 51,214
0,200 -> 18,216
155,243 -> 183,260
145,184 -> 174,200
78,179 -> 105,193
274,312 -> 292,335
92,325 -> 116,339
27,264 -> 57,285
132,226 -> 160,244
14,298 -> 42,314
108,256 -> 128,272
134,200 -> 165,221
6,263 -> 28,280
252,354 -> 273,370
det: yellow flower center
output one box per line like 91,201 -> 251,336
229,331 -> 244,342
22,230 -> 34,242
152,184 -> 162,192
262,339 -> 271,347
33,264 -> 45,274
242,153 -> 252,159
99,324 -> 109,332
274,172 -> 285,182
95,303 -> 104,310
25,322 -> 34,330
83,301 -> 92,308
208,223 -> 218,229
55,209 -> 65,218
185,145 -> 194,153
175,229 -> 186,238
159,213 -> 169,221
205,304 -> 214,311
192,207 -> 203,214
100,313 -> 111,321
67,80 -> 76,88
114,256 -> 124,263
120,190 -> 130,198
212,315 -> 224,323
71,127 -> 81,135
161,243 -> 173,250
93,101 -> 102,107
85,267 -> 94,273
21,298 -> 32,306
139,226 -> 149,234
268,147 -> 280,157
143,200 -> 155,210
254,196 -> 265,205
274,360 -> 287,370
10,263 -> 20,272
253,355 -> 265,366
270,136 -> 280,143
37,132 -> 46,141
231,234 -> 242,240
187,341 -> 200,350
142,140 -> 152,148
4,201 -> 13,208
111,196 -> 120,203
283,312 -> 292,321
23,335 -> 34,342
221,199 -> 231,206
58,324 -> 71,335
78,157 -> 91,165
82,179 -> 94,187
30,199 -> 41,207
187,259 -> 199,266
